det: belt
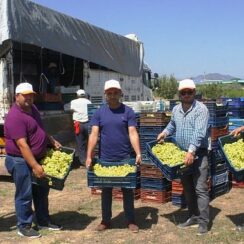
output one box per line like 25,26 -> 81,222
75,121 -> 88,124
7,153 -> 23,158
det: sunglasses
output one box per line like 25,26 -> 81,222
180,90 -> 194,96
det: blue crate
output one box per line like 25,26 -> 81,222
140,177 -> 171,190
210,181 -> 232,199
209,115 -> 229,127
87,158 -> 138,188
211,171 -> 229,186
218,133 -> 244,182
171,193 -> 187,208
146,139 -> 194,181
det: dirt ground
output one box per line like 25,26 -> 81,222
0,162 -> 244,244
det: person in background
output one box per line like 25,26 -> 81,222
70,89 -> 91,165
157,79 -> 210,235
86,79 -> 141,233
4,82 -> 62,238
46,62 -> 59,93
230,125 -> 244,232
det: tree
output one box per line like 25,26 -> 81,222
154,75 -> 178,99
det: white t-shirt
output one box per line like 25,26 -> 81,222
70,98 -> 91,122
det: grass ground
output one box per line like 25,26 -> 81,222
0,163 -> 243,244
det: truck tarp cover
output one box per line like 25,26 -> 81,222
0,0 -> 143,76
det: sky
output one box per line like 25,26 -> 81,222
32,0 -> 244,79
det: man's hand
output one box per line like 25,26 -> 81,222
157,132 -> 167,142
86,157 -> 92,169
135,154 -> 142,165
52,139 -> 62,150
33,164 -> 45,178
184,152 -> 195,166
230,126 -> 244,137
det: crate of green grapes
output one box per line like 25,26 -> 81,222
218,132 -> 244,182
33,146 -> 75,190
87,159 -> 138,188
146,138 -> 194,181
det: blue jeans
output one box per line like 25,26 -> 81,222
5,155 -> 50,229
75,122 -> 89,164
101,188 -> 135,224
181,149 -> 209,225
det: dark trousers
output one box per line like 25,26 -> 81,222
5,155 -> 50,229
75,122 -> 89,165
101,188 -> 135,224
181,149 -> 209,225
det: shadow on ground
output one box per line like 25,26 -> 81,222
109,206 -> 159,230
0,211 -> 96,232
161,205 -> 221,230
226,213 -> 244,226
50,211 -> 96,230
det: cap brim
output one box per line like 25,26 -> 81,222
18,91 -> 36,95
104,87 -> 121,91
178,87 -> 195,91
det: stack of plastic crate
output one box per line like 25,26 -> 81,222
139,111 -> 171,159
171,179 -> 187,208
209,149 -> 232,199
203,101 -> 229,151
140,160 -> 171,204
222,97 -> 244,118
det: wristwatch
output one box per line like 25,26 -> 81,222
188,149 -> 195,155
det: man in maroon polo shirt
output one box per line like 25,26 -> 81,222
4,82 -> 62,238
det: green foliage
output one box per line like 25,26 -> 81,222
154,75 -> 178,99
197,83 -> 244,99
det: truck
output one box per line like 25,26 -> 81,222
0,0 -> 154,175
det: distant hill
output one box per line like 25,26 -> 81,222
192,73 -> 238,83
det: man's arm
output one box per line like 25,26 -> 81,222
128,126 -> 141,164
85,126 -> 99,168
15,138 -> 45,178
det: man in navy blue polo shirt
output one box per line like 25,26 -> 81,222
86,79 -> 141,233
4,82 -> 62,238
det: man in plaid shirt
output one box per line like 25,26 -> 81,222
157,79 -> 209,235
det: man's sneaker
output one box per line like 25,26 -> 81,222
197,224 -> 208,235
18,226 -> 41,238
128,223 -> 139,233
38,223 -> 63,231
178,217 -> 199,229
236,224 -> 244,232
95,221 -> 110,231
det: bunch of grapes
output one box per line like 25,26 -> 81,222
40,149 -> 73,178
152,142 -> 186,166
93,163 -> 136,177
223,139 -> 244,170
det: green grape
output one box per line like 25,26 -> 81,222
152,142 -> 186,166
40,149 -> 73,178
93,163 -> 136,177
223,139 -> 244,170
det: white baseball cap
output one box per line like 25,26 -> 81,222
178,79 -> 196,91
104,79 -> 121,91
15,83 -> 36,95
76,89 -> 86,96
